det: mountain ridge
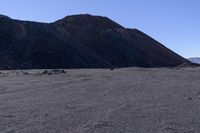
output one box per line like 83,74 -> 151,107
0,14 -> 189,69
189,57 -> 200,64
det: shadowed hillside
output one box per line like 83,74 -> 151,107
0,14 -> 188,69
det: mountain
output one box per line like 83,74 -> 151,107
0,14 -> 188,69
189,57 -> 200,64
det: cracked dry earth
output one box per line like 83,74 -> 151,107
0,67 -> 200,133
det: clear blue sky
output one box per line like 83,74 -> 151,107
0,0 -> 199,58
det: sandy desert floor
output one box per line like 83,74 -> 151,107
0,67 -> 200,133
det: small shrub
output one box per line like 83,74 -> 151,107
42,70 -> 49,74
110,67 -> 114,71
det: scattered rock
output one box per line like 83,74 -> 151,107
188,97 -> 192,100
41,69 -> 66,75
110,67 -> 114,71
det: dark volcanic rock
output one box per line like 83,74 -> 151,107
0,15 -> 110,69
0,14 -> 188,69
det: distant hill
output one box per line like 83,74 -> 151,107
0,14 -> 188,69
189,57 -> 200,64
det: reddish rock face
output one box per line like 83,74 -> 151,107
0,14 -> 188,69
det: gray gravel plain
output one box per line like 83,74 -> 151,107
0,67 -> 200,133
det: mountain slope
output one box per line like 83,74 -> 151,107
0,15 -> 110,69
54,14 -> 187,67
189,57 -> 200,64
0,14 -> 188,69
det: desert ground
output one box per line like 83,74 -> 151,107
0,67 -> 200,133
